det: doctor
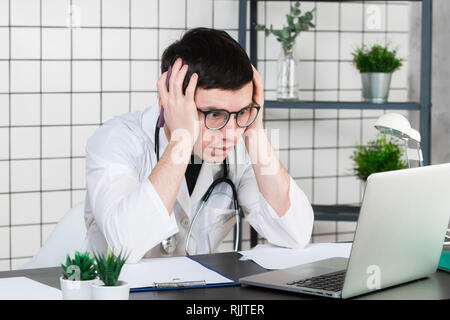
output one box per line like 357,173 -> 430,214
83,28 -> 314,263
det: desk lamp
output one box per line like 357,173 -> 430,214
374,113 -> 423,167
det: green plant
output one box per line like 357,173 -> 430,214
60,251 -> 96,281
255,1 -> 315,55
351,44 -> 403,73
351,134 -> 408,181
93,250 -> 128,286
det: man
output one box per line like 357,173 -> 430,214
83,28 -> 313,263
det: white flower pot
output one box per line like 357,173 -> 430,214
59,277 -> 99,300
90,280 -> 130,300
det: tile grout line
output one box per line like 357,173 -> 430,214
39,0 -> 43,251
8,0 -> 11,270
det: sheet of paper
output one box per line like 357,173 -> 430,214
119,256 -> 234,289
0,277 -> 62,300
239,243 -> 352,270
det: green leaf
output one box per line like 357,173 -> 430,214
305,11 -> 313,20
281,27 -> 290,39
286,14 -> 294,28
254,24 -> 265,31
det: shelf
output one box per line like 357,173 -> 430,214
239,0 -> 432,246
264,100 -> 421,110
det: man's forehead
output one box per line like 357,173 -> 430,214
195,84 -> 253,110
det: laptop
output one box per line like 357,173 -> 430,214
240,163 -> 450,299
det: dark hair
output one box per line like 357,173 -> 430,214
161,27 -> 253,94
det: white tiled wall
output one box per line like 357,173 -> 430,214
0,0 -> 413,270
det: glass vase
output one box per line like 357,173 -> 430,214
277,49 -> 299,101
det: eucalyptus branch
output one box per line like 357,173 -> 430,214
255,1 -> 315,55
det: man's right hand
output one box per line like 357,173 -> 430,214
157,57 -> 200,148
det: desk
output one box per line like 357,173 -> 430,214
1,249 -> 449,300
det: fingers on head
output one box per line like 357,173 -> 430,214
169,58 -> 184,92
174,64 -> 189,96
252,66 -> 262,84
185,73 -> 198,99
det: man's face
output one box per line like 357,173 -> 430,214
193,81 -> 253,163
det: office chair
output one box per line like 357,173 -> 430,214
19,201 -> 87,270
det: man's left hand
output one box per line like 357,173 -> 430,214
245,64 -> 264,134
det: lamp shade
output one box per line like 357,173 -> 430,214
408,128 -> 421,143
374,113 -> 411,140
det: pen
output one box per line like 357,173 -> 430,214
155,280 -> 207,288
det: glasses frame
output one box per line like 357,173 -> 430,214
196,104 -> 261,130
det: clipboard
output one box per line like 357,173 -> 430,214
119,256 -> 240,292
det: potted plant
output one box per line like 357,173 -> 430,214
351,134 -> 408,194
255,1 -> 315,101
60,251 -> 97,300
90,250 -> 129,300
351,44 -> 403,103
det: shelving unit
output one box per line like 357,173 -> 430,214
237,0 -> 432,247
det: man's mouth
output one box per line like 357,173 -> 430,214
212,146 -> 232,153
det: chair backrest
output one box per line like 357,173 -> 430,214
19,201 -> 87,270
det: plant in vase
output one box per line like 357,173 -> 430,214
351,44 -> 403,103
91,250 -> 129,300
255,1 -> 315,101
60,251 -> 97,300
351,134 -> 408,190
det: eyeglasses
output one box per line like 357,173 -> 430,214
197,104 -> 261,130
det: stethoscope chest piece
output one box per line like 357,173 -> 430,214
161,235 -> 178,255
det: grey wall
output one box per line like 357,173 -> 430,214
410,0 -> 450,164
430,0 -> 450,164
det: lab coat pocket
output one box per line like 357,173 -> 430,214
205,207 -> 237,253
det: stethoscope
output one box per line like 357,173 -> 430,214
154,117 -> 242,256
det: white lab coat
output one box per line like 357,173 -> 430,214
82,102 -> 314,263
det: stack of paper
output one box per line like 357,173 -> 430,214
0,277 -> 62,300
239,243 -> 353,270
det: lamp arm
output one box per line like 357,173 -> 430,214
404,139 -> 411,168
417,142 -> 423,167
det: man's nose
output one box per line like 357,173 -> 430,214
219,116 -> 239,139
223,114 -> 238,130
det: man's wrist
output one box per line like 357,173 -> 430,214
167,138 -> 194,165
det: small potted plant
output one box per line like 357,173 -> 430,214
90,250 -> 129,300
351,44 -> 403,103
255,1 -> 315,101
351,134 -> 408,194
60,251 -> 97,300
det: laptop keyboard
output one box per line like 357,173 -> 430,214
286,270 -> 346,292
